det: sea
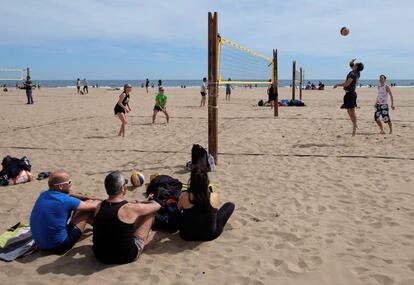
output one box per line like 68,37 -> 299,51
1,79 -> 413,89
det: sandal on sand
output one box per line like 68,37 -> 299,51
37,172 -> 51,180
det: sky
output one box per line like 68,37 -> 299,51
0,0 -> 413,80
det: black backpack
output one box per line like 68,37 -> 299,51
146,175 -> 183,231
191,144 -> 210,172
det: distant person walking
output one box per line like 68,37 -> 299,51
114,84 -> 132,137
334,58 -> 364,136
82,78 -> 89,94
145,78 -> 150,93
225,78 -> 232,101
76,78 -> 81,94
24,76 -> 33,104
200,77 -> 208,107
375,75 -> 395,134
152,87 -> 170,124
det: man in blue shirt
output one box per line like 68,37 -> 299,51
30,170 -> 99,254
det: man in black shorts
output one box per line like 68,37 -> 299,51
334,59 -> 364,136
267,79 -> 277,109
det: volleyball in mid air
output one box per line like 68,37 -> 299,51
340,27 -> 349,36
130,171 -> 145,187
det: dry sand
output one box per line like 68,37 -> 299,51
0,86 -> 413,285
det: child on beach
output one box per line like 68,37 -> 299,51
375,75 -> 395,134
152,87 -> 170,124
334,58 -> 364,136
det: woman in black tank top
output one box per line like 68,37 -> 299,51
114,84 -> 132,137
178,166 -> 235,241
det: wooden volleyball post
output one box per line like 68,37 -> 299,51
208,12 -> 219,163
272,49 -> 278,117
299,67 -> 303,100
292,61 -> 296,100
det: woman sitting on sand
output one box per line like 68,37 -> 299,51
114,84 -> 132,137
178,166 -> 235,241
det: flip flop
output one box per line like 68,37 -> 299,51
37,172 -> 51,180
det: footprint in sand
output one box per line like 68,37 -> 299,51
368,274 -> 394,285
352,267 -> 370,275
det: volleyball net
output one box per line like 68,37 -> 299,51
0,68 -> 27,81
217,35 -> 273,85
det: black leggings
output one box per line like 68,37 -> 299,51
210,202 -> 235,240
180,202 -> 235,241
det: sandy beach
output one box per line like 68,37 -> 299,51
0,86 -> 413,285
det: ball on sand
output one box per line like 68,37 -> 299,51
340,27 -> 349,36
130,171 -> 145,187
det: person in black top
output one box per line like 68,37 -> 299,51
334,59 -> 364,136
178,166 -> 235,241
267,80 -> 277,109
145,78 -> 150,93
24,76 -> 33,104
114,84 -> 132,137
92,171 -> 161,264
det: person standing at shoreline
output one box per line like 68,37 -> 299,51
76,78 -> 81,94
114,84 -> 132,137
158,79 -> 162,91
145,78 -> 150,94
225,78 -> 232,101
200,77 -> 207,107
82,78 -> 89,94
24,76 -> 33,104
375,75 -> 395,134
334,59 -> 364,136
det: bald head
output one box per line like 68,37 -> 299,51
48,170 -> 70,190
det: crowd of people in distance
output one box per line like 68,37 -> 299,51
305,81 -> 325,90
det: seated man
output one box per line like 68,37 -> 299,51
92,171 -> 161,264
30,170 -> 99,254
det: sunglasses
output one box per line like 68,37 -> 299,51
53,180 -> 72,186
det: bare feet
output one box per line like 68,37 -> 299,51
380,130 -> 385,134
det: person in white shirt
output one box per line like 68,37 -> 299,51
374,75 -> 395,134
200,77 -> 207,107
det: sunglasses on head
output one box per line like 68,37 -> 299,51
53,180 -> 72,186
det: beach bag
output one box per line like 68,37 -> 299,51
191,144 -> 211,172
0,156 -> 32,186
146,175 -> 182,231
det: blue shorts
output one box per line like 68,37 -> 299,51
47,223 -> 82,254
